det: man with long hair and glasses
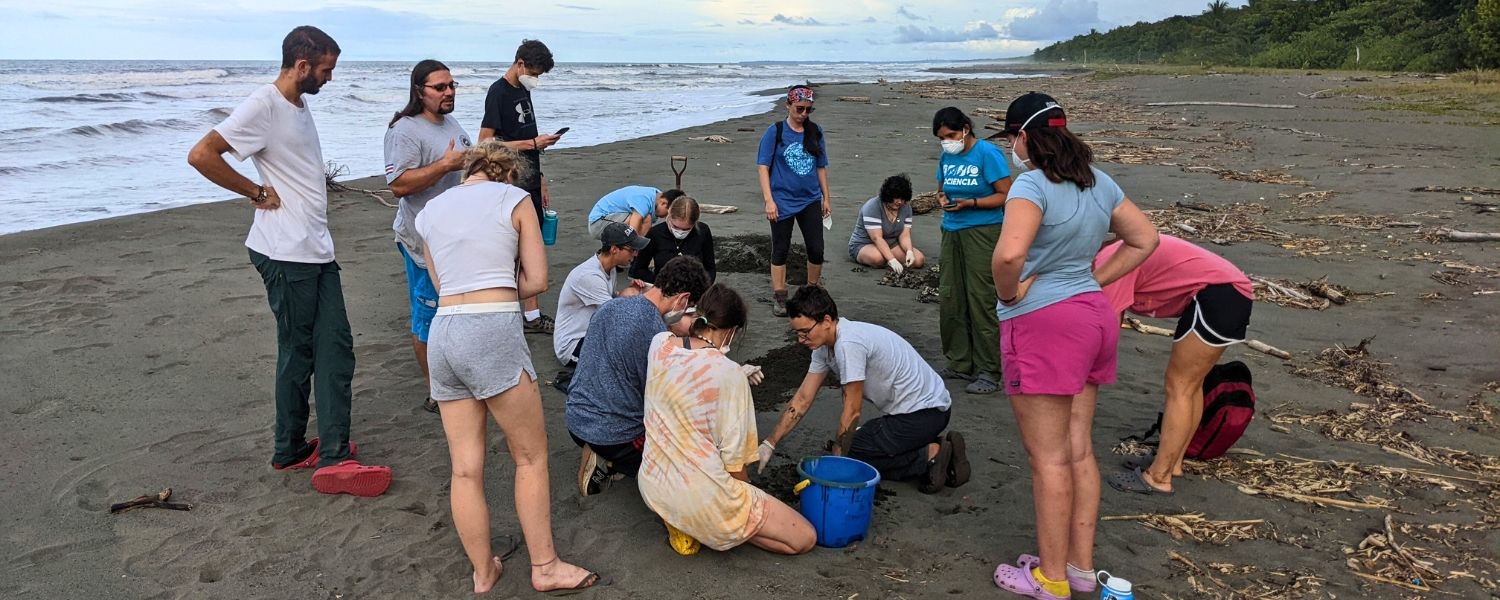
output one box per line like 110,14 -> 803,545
384,59 -> 472,415
188,26 -> 391,496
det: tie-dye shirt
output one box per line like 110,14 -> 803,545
638,332 -> 770,551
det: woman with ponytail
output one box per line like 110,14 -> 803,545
988,92 -> 1158,600
415,139 -> 599,594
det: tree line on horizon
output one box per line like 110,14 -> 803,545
1033,0 -> 1500,72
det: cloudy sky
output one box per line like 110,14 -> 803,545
4,0 -> 1245,62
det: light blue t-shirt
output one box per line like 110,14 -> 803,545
757,120 -> 829,221
936,139 -> 1010,232
997,167 -> 1126,321
588,185 -> 660,225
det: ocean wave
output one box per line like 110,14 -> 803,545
1,68 -> 231,89
33,92 -> 139,103
64,117 -> 199,137
0,154 -> 138,177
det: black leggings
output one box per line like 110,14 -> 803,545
770,202 -> 826,266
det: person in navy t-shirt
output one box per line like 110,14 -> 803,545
756,85 -> 830,317
932,107 -> 1012,395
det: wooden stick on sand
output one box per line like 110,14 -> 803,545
1123,318 -> 1293,359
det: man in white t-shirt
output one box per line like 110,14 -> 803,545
758,286 -> 969,494
188,26 -> 390,497
550,222 -> 650,391
382,59 -> 471,415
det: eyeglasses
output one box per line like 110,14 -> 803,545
792,320 -> 824,340
791,105 -> 815,115
422,82 -> 459,92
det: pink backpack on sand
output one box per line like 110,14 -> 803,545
1132,361 -> 1256,460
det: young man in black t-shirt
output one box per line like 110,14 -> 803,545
480,39 -> 562,334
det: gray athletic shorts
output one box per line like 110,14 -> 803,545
587,212 -> 631,239
427,303 -> 537,402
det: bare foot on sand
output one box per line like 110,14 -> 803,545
531,557 -> 599,594
474,556 -> 502,594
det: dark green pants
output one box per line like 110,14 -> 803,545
939,225 -> 1002,381
250,249 -> 354,468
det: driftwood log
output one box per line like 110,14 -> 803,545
110,487 -> 192,514
1441,229 -> 1500,242
1124,317 -> 1292,360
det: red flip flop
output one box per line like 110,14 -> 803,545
272,438 -> 359,471
312,460 -> 391,497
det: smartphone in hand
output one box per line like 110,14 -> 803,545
554,127 -> 570,136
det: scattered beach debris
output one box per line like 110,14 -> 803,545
836,96 -> 871,103
1146,101 -> 1296,109
1181,166 -> 1309,186
1086,140 -> 1183,165
1145,202 -> 1294,246
1281,213 -> 1420,231
910,191 -> 944,215
1347,515 -> 1445,593
1165,550 -> 1326,600
110,487 -> 191,514
1188,456 -> 1395,511
686,135 -> 732,143
1291,190 -> 1336,205
876,264 -> 940,303
325,161 -> 397,208
1102,513 -> 1263,545
1250,275 -> 1362,309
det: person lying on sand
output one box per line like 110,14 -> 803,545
757,285 -> 968,494
566,256 -> 710,497
848,174 -> 925,274
637,284 -> 815,555
1097,234 -> 1254,496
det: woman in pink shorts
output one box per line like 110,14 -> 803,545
988,92 -> 1159,600
1097,234 -> 1253,495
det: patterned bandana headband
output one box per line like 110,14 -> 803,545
787,86 -> 815,104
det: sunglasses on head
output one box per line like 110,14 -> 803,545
791,105 -> 815,114
422,82 -> 459,93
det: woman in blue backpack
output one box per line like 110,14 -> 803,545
757,85 -> 830,316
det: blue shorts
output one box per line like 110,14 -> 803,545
398,243 -> 439,343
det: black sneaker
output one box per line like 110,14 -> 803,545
423,397 -> 440,414
771,291 -> 788,317
524,314 -> 555,335
577,447 -> 617,497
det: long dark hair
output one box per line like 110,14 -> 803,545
389,59 -> 449,128
787,85 -> 824,158
931,106 -> 973,137
1023,126 -> 1096,189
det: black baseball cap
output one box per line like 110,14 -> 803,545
1002,91 -> 1066,136
601,221 -> 650,250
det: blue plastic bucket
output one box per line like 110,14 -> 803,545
541,209 -> 559,246
795,456 -> 880,548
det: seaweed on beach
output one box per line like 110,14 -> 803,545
876,264 -> 940,303
1103,513 -> 1264,545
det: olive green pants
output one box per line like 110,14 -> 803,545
938,225 -> 1001,381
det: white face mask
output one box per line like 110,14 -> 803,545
518,75 -> 540,91
669,225 -> 691,240
940,139 -> 966,155
1011,146 -> 1033,171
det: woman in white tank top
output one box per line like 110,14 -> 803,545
414,140 -> 599,594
